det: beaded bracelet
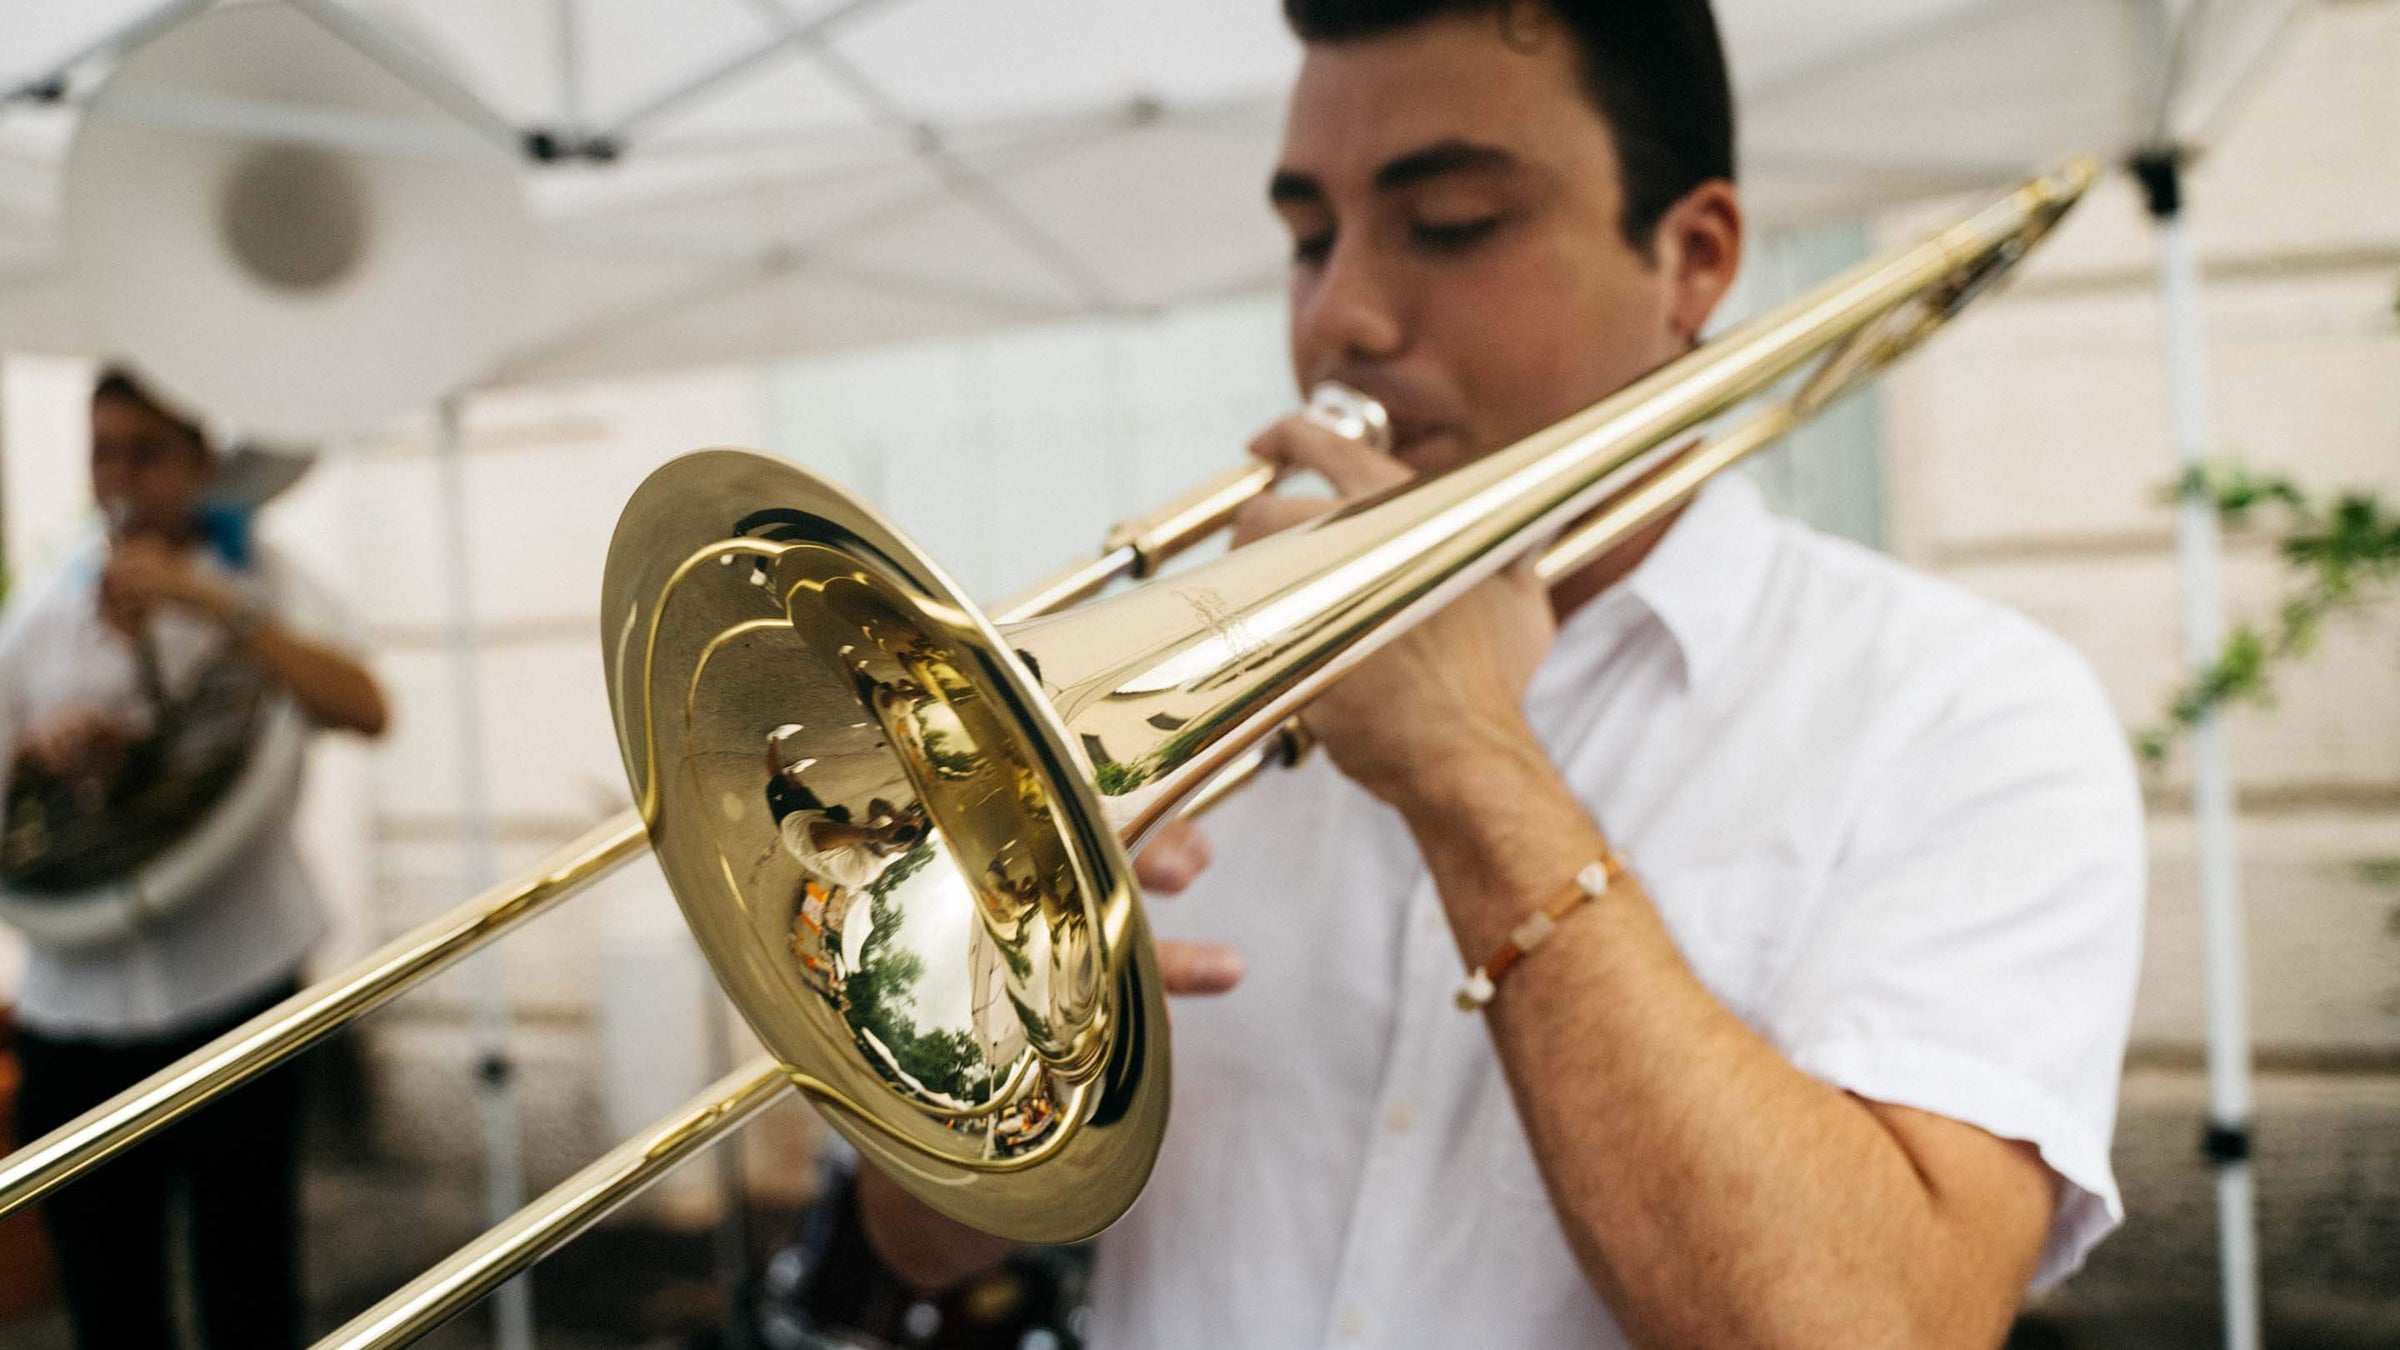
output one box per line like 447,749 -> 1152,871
1455,850 -> 1626,1011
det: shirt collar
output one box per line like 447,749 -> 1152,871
1568,471 -> 1778,692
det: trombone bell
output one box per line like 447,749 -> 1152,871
602,450 -> 1168,1245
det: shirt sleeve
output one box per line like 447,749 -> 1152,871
1762,621 -> 2146,1291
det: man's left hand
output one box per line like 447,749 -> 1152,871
1234,413 -> 1556,809
100,536 -> 234,634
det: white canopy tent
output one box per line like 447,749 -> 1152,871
0,0 -> 2298,383
0,3 -> 2304,1347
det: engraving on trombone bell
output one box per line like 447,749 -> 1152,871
1176,586 -> 1264,665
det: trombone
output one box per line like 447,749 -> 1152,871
0,159 -> 2095,1350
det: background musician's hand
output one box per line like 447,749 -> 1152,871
99,535 -> 235,634
18,708 -> 138,782
1235,413 -> 1556,810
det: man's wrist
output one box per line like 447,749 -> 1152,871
1381,722 -> 1617,961
1377,713 -> 1555,821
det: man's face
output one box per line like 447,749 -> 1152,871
1274,13 -> 1726,477
91,395 -> 212,537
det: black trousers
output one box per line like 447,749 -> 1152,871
13,976 -> 305,1350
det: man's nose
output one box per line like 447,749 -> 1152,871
1296,238 -> 1405,366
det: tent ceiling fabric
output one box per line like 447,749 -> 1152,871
0,0 -> 2301,389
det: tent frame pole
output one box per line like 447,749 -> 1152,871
433,395 -> 538,1350
2132,146 -> 2262,1350
583,0 -> 897,152
0,0 -> 212,106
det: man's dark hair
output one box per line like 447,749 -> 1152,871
1282,0 -> 1735,250
93,365 -> 210,455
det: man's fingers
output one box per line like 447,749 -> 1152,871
1133,819 -> 1212,895
1250,413 -> 1413,499
1136,829 -> 1242,994
1156,940 -> 1244,995
1227,409 -> 1416,548
1230,492 -> 1336,548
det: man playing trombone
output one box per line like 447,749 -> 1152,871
861,3 -> 2143,1347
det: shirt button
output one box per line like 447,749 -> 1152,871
1339,1307 -> 1368,1338
1385,1103 -> 1416,1134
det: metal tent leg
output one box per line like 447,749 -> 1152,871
434,395 -> 537,1350
2133,147 -> 2262,1350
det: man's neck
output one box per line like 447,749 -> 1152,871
1544,435 -> 1704,624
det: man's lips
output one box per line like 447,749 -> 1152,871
1388,419 -> 1465,474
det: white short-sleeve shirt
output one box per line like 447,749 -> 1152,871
1089,475 -> 2145,1350
0,531 -> 354,1040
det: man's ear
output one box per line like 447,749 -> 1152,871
1653,180 -> 1743,347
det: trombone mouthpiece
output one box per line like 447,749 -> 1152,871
1304,382 -> 1393,453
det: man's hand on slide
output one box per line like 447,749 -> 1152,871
1134,818 -> 1243,995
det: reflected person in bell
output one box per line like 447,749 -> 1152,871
860,3 -> 2143,1347
0,367 -> 388,1350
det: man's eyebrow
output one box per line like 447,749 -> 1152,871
1373,139 -> 1518,191
1266,140 -> 1520,207
1268,170 -> 1322,206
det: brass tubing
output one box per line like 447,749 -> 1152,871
315,1057 -> 791,1350
0,811 -> 650,1221
1101,460 -> 1279,577
1000,544 -> 1139,621
1534,405 -> 1802,587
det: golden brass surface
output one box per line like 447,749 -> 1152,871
603,451 -> 1167,1244
0,161 -> 2092,1349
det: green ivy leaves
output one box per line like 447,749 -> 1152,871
2136,464 -> 2400,769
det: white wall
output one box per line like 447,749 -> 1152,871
1878,0 -> 2400,1059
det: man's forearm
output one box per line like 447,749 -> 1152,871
1390,734 -> 2044,1350
241,619 -> 388,736
854,1162 -> 1022,1292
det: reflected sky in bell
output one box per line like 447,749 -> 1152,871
875,840 -> 978,1037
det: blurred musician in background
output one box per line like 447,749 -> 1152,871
869,2 -> 2146,1347
0,367 -> 387,1350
